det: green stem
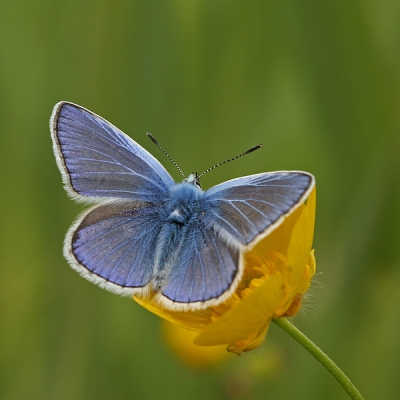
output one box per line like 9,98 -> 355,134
272,318 -> 364,400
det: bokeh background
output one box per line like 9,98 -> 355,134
1,1 -> 399,399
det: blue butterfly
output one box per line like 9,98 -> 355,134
51,102 -> 315,311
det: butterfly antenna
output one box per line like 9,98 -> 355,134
146,133 -> 186,179
197,143 -> 263,179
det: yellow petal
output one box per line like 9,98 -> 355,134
195,273 -> 284,347
227,323 -> 270,354
286,187 -> 316,286
162,320 -> 232,368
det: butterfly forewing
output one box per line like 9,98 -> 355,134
205,172 -> 314,245
51,102 -> 174,202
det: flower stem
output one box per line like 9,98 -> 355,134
272,318 -> 364,400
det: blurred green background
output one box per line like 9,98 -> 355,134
1,1 -> 399,399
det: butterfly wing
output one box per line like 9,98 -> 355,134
65,201 -> 163,295
205,171 -> 315,245
51,102 -> 175,202
159,219 -> 240,309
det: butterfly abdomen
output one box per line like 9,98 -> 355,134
151,182 -> 207,291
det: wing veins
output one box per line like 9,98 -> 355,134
74,170 -> 147,176
92,234 -> 140,276
229,198 -> 282,209
208,233 -> 230,284
66,145 -> 167,188
209,209 -> 240,238
195,245 -> 206,298
227,201 -> 256,229
60,115 -> 127,147
80,217 -> 136,245
82,189 -> 157,196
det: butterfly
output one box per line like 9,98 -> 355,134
50,102 -> 315,311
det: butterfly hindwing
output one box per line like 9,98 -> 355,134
160,220 -> 240,306
205,171 -> 314,245
66,201 -> 163,295
51,102 -> 175,202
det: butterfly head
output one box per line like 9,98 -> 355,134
184,173 -> 201,189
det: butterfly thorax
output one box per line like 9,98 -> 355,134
165,181 -> 204,225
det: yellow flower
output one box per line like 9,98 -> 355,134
134,187 -> 316,355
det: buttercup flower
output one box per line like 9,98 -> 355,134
134,186 -> 316,355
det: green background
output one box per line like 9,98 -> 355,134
1,1 -> 399,399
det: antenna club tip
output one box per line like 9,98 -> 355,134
146,132 -> 159,145
245,143 -> 264,154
